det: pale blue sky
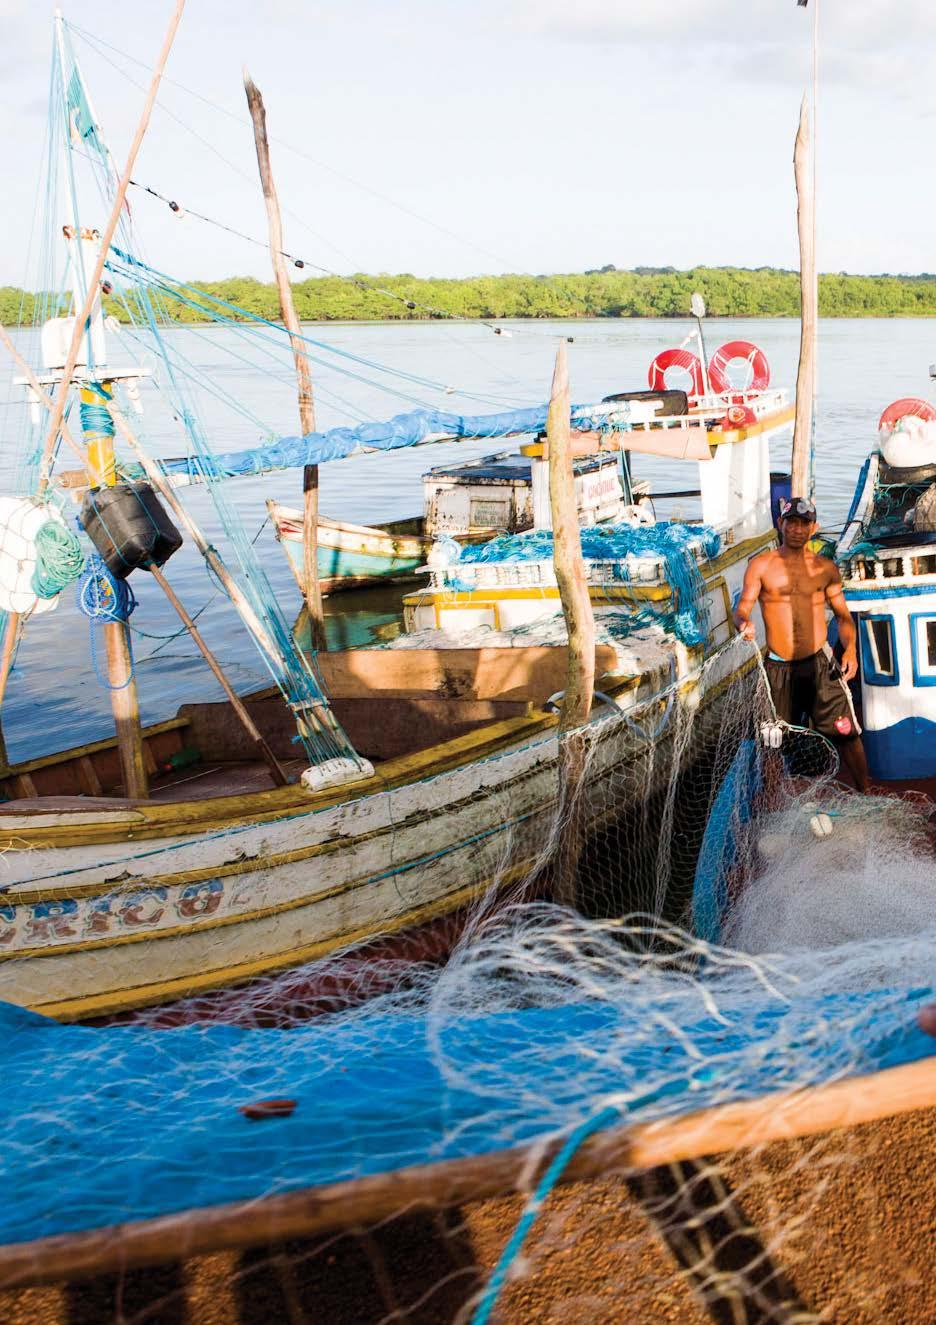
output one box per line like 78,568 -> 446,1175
3,0 -> 936,286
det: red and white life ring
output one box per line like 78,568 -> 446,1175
707,340 -> 770,394
878,397 -> 936,432
648,348 -> 704,397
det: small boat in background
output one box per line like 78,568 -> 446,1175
269,448 -> 628,595
268,508 -> 430,595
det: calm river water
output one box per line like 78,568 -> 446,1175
1,316 -> 934,762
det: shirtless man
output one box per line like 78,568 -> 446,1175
733,496 -> 870,792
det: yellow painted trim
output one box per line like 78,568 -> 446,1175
404,531 -> 775,614
2,802 -> 539,952
0,708 -> 561,854
0,533 -> 775,856
517,404 -> 793,457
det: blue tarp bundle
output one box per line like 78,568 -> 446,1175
456,522 -> 722,566
152,403 -> 628,481
3,982 -> 933,1247
454,521 -> 721,646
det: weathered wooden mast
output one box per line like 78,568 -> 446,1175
0,0 -> 187,797
243,71 -> 327,652
548,342 -> 596,732
547,342 -> 596,907
792,93 -> 815,500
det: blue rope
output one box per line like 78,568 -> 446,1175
77,555 -> 137,691
76,554 -> 136,623
471,1081 -> 681,1324
78,399 -> 115,438
470,1104 -> 623,1325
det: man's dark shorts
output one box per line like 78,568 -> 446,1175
764,645 -> 861,742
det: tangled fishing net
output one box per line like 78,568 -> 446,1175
3,638 -> 936,1325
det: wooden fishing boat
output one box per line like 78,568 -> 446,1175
0,374 -> 790,1022
269,509 -> 430,594
0,626 -> 758,1021
0,12 -> 797,1027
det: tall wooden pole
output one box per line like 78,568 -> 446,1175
0,0 -> 182,773
243,71 -> 326,653
547,342 -> 595,909
30,0 -> 185,798
37,0 -> 186,494
548,342 -> 595,732
792,94 -> 815,500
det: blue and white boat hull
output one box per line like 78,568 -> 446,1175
839,452 -> 936,779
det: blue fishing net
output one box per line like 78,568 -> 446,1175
455,522 -> 721,646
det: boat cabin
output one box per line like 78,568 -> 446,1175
839,430 -> 936,779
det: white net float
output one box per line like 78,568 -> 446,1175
0,497 -> 70,616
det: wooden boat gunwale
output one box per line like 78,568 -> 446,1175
1,1049 -> 931,1291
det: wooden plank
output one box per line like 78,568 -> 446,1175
77,756 -> 103,798
2,1055 -> 935,1290
317,645 -> 620,702
2,718 -> 190,777
548,345 -> 595,732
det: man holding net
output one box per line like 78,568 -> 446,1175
733,497 -> 870,792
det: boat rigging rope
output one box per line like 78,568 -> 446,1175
31,519 -> 85,599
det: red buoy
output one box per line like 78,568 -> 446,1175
648,348 -> 704,396
878,397 -> 936,432
708,341 -> 770,394
720,404 -> 758,431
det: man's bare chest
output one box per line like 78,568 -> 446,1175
760,564 -> 828,601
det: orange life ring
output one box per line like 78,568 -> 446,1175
648,348 -> 704,396
878,397 -> 936,432
708,340 -> 770,394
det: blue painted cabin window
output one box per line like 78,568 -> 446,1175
859,614 -> 899,686
910,614 -> 936,687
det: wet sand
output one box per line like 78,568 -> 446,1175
2,1108 -> 935,1324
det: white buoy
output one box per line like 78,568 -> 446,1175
809,812 -> 834,839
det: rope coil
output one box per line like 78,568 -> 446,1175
77,553 -> 136,624
31,519 -> 86,599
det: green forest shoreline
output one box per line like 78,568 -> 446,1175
5,265 -> 936,325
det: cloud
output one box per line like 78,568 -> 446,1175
500,0 -> 936,108
507,0 -> 936,48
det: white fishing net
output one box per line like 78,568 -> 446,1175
2,638 -> 936,1325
